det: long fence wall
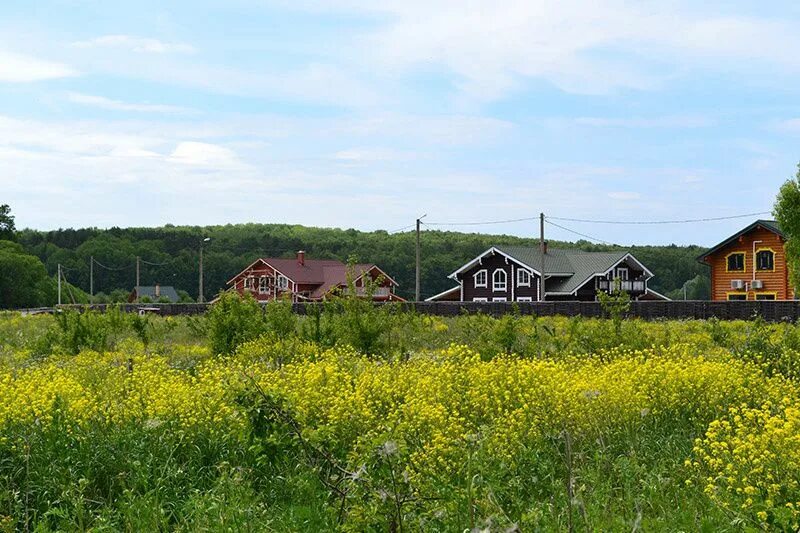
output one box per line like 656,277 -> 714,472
22,300 -> 800,322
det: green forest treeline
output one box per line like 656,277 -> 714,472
9,222 -> 711,305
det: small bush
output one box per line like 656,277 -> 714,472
206,292 -> 264,356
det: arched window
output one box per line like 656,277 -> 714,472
517,269 -> 531,287
756,249 -> 774,271
492,269 -> 507,291
473,269 -> 487,287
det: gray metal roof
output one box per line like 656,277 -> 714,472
134,285 -> 180,302
494,246 -> 643,295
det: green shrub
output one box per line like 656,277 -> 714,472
206,292 -> 264,356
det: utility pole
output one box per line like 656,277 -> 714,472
57,264 -> 62,306
415,215 -> 426,302
89,256 -> 94,304
199,237 -> 211,303
135,256 -> 140,303
540,212 -> 546,302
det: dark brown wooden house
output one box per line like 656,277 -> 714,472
699,220 -> 794,301
428,245 -> 663,302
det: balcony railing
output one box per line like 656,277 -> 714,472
352,287 -> 391,297
596,279 -> 646,292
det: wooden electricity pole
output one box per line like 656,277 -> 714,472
198,245 -> 204,303
540,213 -> 545,302
135,256 -> 140,303
89,256 -> 94,304
57,264 -> 62,306
199,237 -> 210,303
415,215 -> 426,301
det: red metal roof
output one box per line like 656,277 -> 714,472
228,256 -> 397,298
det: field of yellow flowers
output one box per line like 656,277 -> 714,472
2,304 -> 800,530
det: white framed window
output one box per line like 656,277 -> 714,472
258,276 -> 268,294
277,275 -> 289,290
517,296 -> 533,302
245,276 -> 255,290
492,269 -> 507,292
516,269 -> 531,287
473,297 -> 488,302
493,297 -> 507,302
473,269 -> 488,288
614,267 -> 629,280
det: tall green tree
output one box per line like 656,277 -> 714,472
0,204 -> 15,241
774,163 -> 800,291
0,241 -> 54,308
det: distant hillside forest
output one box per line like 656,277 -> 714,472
14,223 -> 711,302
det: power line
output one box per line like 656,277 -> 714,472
389,223 -> 415,234
547,211 -> 771,225
424,215 -> 540,227
92,258 -> 132,271
140,258 -> 172,266
545,219 -> 615,246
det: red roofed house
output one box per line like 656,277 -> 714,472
226,251 -> 403,302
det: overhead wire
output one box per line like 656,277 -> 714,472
547,211 -> 772,225
139,258 -> 172,266
92,258 -> 132,271
544,219 -> 615,246
423,215 -> 541,227
388,224 -> 416,234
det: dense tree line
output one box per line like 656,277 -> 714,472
11,220 -> 711,303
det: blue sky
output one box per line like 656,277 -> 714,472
2,1 -> 800,246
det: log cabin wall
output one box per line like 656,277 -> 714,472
704,226 -> 792,301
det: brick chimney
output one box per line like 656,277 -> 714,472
155,284 -> 161,297
297,250 -> 305,266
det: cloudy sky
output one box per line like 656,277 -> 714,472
2,1 -> 799,245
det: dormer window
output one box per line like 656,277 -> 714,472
756,249 -> 774,271
727,252 -> 745,272
516,269 -> 531,287
474,269 -> 487,288
614,267 -> 629,280
492,269 -> 507,292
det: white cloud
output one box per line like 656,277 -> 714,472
168,141 -> 242,167
0,50 -> 76,82
67,92 -> 194,114
297,1 -> 800,99
72,34 -> 194,54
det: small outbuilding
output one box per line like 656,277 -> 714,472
129,284 -> 180,303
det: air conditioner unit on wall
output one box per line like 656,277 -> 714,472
731,280 -> 745,290
751,279 -> 764,290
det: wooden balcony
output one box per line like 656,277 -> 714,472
596,279 -> 646,293
352,287 -> 391,297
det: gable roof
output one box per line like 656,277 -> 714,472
133,285 -> 180,302
227,257 -> 397,295
450,245 -> 653,296
308,263 -> 396,299
424,285 -> 461,302
698,219 -> 783,263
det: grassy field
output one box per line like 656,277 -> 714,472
1,298 -> 800,531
